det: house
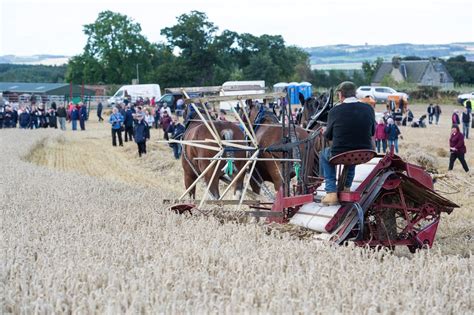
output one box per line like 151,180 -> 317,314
372,59 -> 454,89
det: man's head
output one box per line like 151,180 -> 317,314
163,102 -> 168,108
173,115 -> 179,123
336,81 -> 357,101
112,107 -> 118,114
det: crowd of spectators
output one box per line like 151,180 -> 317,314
0,102 -> 88,130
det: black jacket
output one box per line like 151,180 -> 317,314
462,112 -> 470,123
324,101 -> 375,156
134,121 -> 150,143
57,107 -> 67,118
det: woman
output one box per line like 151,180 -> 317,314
448,125 -> 469,172
144,109 -> 155,133
375,118 -> 387,153
109,107 -> 124,147
385,118 -> 402,153
452,109 -> 460,125
160,111 -> 172,140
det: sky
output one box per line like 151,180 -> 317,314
0,0 -> 473,56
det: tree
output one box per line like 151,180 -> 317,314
67,11 -> 156,84
161,11 -> 219,85
362,57 -> 383,83
444,55 -> 474,85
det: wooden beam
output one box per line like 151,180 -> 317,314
184,92 -> 285,104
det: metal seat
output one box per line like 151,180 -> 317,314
329,149 -> 377,197
329,149 -> 377,166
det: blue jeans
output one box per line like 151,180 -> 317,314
375,140 -> 387,153
319,147 -> 356,193
388,139 -> 399,153
435,114 -> 440,125
72,119 -> 77,130
462,122 -> 469,139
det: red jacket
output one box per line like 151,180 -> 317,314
375,123 -> 387,140
160,116 -> 172,131
449,131 -> 466,154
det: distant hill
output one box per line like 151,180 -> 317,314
305,42 -> 474,68
0,55 -> 69,66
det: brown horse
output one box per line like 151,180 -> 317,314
243,102 -> 323,194
298,92 -> 331,128
181,105 -> 247,200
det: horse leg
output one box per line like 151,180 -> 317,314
184,173 -> 197,200
207,175 -> 221,200
250,177 -> 261,195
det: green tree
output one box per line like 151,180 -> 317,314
362,57 -> 383,82
161,11 -> 219,85
67,10 -> 155,84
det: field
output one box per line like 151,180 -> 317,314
1,104 -> 473,313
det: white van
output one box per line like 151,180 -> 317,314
219,81 -> 265,110
108,84 -> 161,105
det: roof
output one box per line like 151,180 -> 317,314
0,82 -> 69,93
373,61 -> 431,83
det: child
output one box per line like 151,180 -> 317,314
385,118 -> 402,153
375,118 -> 387,153
134,114 -> 150,157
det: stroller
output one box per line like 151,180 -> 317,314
411,114 -> 427,128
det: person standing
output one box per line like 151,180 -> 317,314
385,118 -> 402,153
19,107 -> 31,129
319,81 -> 375,206
47,107 -> 58,129
11,106 -> 18,128
464,99 -> 472,116
176,98 -> 185,118
452,109 -> 461,125
123,105 -> 134,142
448,125 -> 469,172
461,108 -> 470,139
168,116 -> 185,159
160,102 -> 172,117
133,114 -> 150,157
30,105 -> 39,129
427,104 -> 435,124
434,104 -> 442,125
144,109 -> 154,133
70,105 -> 79,131
79,103 -> 87,130
160,111 -> 172,141
57,103 -> 67,131
153,106 -> 160,129
97,102 -> 104,122
375,118 -> 387,153
109,107 -> 124,147
3,106 -> 13,128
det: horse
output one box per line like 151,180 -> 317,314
181,104 -> 246,200
243,102 -> 324,194
298,92 -> 331,128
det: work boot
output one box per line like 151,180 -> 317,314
321,192 -> 339,206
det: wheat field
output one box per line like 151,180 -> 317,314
1,104 -> 473,314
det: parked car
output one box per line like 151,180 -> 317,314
156,92 -> 201,112
356,86 -> 408,103
457,92 -> 474,104
108,84 -> 161,106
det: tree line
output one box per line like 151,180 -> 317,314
66,10 -> 312,88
